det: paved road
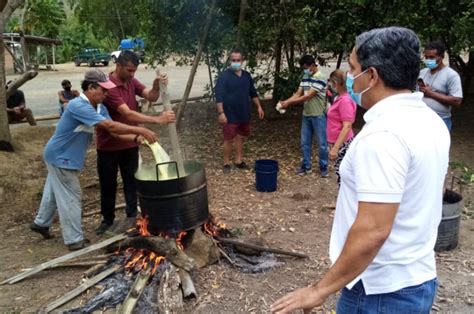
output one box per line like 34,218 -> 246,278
6,62 -> 212,117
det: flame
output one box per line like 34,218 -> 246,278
203,216 -> 229,238
176,231 -> 187,250
124,247 -> 165,275
135,217 -> 152,237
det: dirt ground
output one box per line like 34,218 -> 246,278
0,96 -> 473,313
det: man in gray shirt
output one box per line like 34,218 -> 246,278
418,41 -> 463,131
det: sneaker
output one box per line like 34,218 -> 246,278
29,223 -> 54,239
234,162 -> 250,170
95,222 -> 113,235
320,168 -> 329,178
223,164 -> 231,174
296,167 -> 312,176
68,240 -> 86,251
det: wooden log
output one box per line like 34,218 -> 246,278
83,263 -> 108,279
45,264 -> 123,313
117,267 -> 152,314
178,269 -> 196,299
216,237 -> 308,259
1,233 -> 128,285
158,264 -> 184,313
21,260 -> 107,271
108,236 -> 195,271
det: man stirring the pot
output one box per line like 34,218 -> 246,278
95,50 -> 176,235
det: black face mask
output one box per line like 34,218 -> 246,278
64,86 -> 71,91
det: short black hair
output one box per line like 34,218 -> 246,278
299,55 -> 316,67
81,80 -> 100,92
61,79 -> 71,86
229,48 -> 243,58
117,50 -> 140,66
425,40 -> 446,57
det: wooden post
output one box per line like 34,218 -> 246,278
176,0 -> 217,129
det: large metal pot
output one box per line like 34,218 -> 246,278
135,160 -> 209,234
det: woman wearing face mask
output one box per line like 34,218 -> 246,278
326,69 -> 356,184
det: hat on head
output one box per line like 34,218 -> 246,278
84,69 -> 116,89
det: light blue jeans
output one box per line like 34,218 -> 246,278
300,115 -> 328,171
34,162 -> 83,245
442,116 -> 452,132
337,279 -> 437,313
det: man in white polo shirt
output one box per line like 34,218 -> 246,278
272,27 -> 450,313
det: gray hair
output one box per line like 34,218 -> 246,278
355,27 -> 420,90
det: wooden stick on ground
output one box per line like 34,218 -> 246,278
178,269 -> 197,299
21,260 -> 107,271
1,233 -> 128,285
216,237 -> 308,259
117,267 -> 152,314
158,264 -> 183,313
45,264 -> 123,313
83,203 -> 126,217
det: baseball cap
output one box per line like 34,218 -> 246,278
84,69 -> 116,89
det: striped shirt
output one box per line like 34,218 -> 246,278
299,70 -> 327,116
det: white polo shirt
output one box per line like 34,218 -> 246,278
329,92 -> 450,295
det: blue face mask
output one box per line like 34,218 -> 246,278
424,59 -> 438,69
346,70 -> 371,107
230,62 -> 241,71
303,69 -> 312,76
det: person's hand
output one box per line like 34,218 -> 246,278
136,135 -> 146,144
13,107 -> 21,114
157,111 -> 176,124
280,100 -> 289,109
329,147 -> 338,161
139,128 -> 157,143
160,74 -> 168,86
271,286 -> 325,313
419,84 -> 433,97
218,112 -> 227,125
258,106 -> 264,120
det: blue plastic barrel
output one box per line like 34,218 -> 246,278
255,160 -> 279,192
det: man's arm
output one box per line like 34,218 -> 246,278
280,88 -> 309,108
271,202 -> 398,313
115,103 -> 176,125
420,86 -> 462,107
141,74 -> 168,102
252,97 -> 264,119
96,119 -> 157,143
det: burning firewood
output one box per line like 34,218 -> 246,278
178,269 -> 197,299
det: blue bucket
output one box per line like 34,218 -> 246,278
255,159 -> 279,192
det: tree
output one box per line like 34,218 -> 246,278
0,0 -> 26,152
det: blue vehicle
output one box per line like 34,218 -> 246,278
111,38 -> 145,63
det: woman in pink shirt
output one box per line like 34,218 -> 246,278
326,70 -> 356,184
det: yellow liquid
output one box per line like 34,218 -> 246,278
136,142 -> 189,181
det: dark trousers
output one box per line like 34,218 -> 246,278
97,147 -> 139,225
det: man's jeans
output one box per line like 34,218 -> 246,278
442,116 -> 452,132
34,162 -> 83,245
337,279 -> 437,314
300,115 -> 328,171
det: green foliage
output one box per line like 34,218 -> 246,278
449,161 -> 474,185
23,0 -> 66,37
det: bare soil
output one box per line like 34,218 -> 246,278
0,97 -> 473,313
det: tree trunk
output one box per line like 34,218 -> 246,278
19,0 -> 28,71
176,0 -> 216,129
235,0 -> 247,49
0,0 -> 28,152
336,51 -> 344,69
272,37 -> 283,103
6,69 -> 37,98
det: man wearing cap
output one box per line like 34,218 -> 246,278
95,50 -> 176,235
30,69 -> 157,251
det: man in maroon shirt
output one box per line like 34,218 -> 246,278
95,50 -> 176,235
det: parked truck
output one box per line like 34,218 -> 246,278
74,48 -> 111,67
111,38 -> 145,63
